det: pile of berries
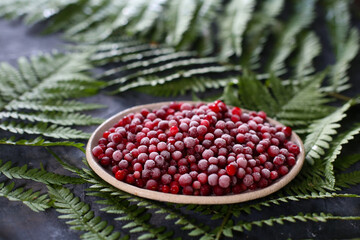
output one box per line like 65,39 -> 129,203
92,101 -> 300,196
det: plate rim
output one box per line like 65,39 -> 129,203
85,101 -> 305,205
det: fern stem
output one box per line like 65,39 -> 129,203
327,92 -> 352,101
231,192 -> 360,216
215,205 -> 233,240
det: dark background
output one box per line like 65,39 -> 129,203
0,18 -> 359,240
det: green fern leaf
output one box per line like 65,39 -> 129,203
0,111 -> 103,126
0,52 -> 103,140
324,0 -> 360,92
231,192 -> 360,216
0,181 -> 50,212
80,167 -> 213,240
0,159 -> 85,185
336,171 -> 360,189
265,0 -> 316,74
240,0 -> 285,68
232,212 -> 360,232
82,39 -> 239,96
223,72 -> 331,128
0,121 -> 90,139
48,185 -> 123,240
334,154 -> 360,172
166,0 -> 198,46
304,101 -> 352,164
113,65 -> 239,94
292,31 -> 321,79
323,125 -> 360,187
88,189 -> 174,239
5,100 -> 104,113
220,0 -> 256,59
132,0 -> 168,37
136,77 -> 234,97
0,136 -> 84,150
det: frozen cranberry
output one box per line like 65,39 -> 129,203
146,179 -> 158,190
226,163 -> 237,176
243,174 -> 254,187
208,173 -> 219,186
115,170 -> 127,181
288,144 -> 300,155
268,145 -> 280,157
279,166 -> 289,175
219,175 -> 231,188
95,101 -> 299,196
92,146 -> 103,157
282,126 -> 292,137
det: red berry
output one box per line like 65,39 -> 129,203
146,179 -> 158,190
96,101 -> 300,196
268,145 -> 280,157
169,126 -> 179,136
282,126 -> 292,137
170,182 -> 180,194
92,145 -> 103,157
231,107 -> 242,116
115,170 -> 127,181
226,163 -> 237,176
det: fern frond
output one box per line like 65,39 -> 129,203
80,167 -> 214,240
265,0 -> 316,74
335,171 -> 360,189
292,31 -> 321,79
231,192 -> 360,216
107,57 -> 227,85
232,212 -> 360,232
0,121 -> 90,139
113,65 -> 239,94
5,100 -> 104,112
281,160 -> 333,195
240,0 -> 285,68
334,154 -> 360,172
0,111 -> 103,126
220,0 -> 256,59
223,73 -> 331,128
0,181 -> 50,212
0,52 -> 103,140
0,160 -> 85,185
165,0 -> 198,47
0,136 -> 84,150
136,77 -> 233,97
87,190 -> 174,240
324,0 -> 360,92
304,101 -> 352,164
48,185 -> 124,240
323,125 -> 360,187
81,39 -> 240,96
328,28 -> 359,92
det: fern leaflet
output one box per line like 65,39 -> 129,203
48,185 -> 124,240
0,52 -> 103,140
0,181 -> 50,212
304,101 -> 352,164
231,212 -> 360,232
323,124 -> 360,187
0,136 -> 84,150
0,160 -> 85,185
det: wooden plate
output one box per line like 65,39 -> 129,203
86,101 -> 305,205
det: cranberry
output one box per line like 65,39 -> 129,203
115,170 -> 127,181
93,101 -> 299,196
92,146 -> 103,157
226,163 -> 237,176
